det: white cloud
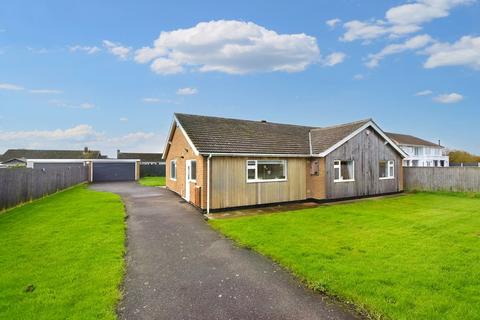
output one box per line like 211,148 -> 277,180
0,83 -> 24,91
341,20 -> 390,42
134,20 -> 320,75
415,89 -> 433,96
353,73 -> 365,80
366,34 -> 433,67
433,92 -> 463,103
385,0 -> 472,26
0,83 -> 63,94
119,117 -> 128,122
79,103 -> 95,109
0,124 -> 164,158
150,58 -> 183,74
423,35 -> 480,69
322,52 -> 346,66
103,40 -> 131,60
29,89 -> 63,94
69,45 -> 101,54
49,100 -> 96,109
326,18 -> 341,28
0,124 -> 99,141
176,87 -> 198,95
142,97 -> 179,104
27,47 -> 49,54
341,0 -> 472,42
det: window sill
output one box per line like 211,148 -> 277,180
247,179 -> 287,184
170,178 -> 176,181
334,179 -> 355,183
379,177 -> 395,180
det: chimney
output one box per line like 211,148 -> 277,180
438,140 -> 441,146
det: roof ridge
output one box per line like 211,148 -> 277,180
310,118 -> 372,131
175,113 -> 316,129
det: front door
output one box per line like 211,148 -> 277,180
185,160 -> 191,202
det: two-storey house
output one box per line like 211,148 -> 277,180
386,132 -> 449,167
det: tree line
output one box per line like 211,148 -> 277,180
449,150 -> 480,163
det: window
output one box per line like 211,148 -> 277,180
333,160 -> 354,182
413,147 -> 422,156
246,160 -> 287,182
170,160 -> 176,180
379,160 -> 395,179
190,160 -> 197,181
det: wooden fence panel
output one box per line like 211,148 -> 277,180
404,167 -> 480,192
0,166 -> 87,211
140,164 -> 165,177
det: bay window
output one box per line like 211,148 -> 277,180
246,160 -> 287,182
334,160 -> 354,182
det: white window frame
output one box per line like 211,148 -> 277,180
379,160 -> 395,180
189,160 -> 197,183
170,160 -> 177,181
246,160 -> 288,183
333,160 -> 355,183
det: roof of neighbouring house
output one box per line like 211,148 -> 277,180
117,152 -> 164,162
0,148 -> 104,163
385,132 -> 442,148
1,158 -> 27,164
169,113 -> 405,157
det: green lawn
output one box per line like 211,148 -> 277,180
138,176 -> 166,187
0,185 -> 125,320
210,192 -> 480,319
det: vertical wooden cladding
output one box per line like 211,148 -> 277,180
325,127 -> 403,199
210,157 -> 307,209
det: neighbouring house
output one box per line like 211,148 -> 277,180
117,150 -> 165,165
0,147 -> 105,167
0,158 -> 28,167
385,133 -> 449,167
163,113 -> 407,212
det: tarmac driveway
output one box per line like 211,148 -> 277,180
90,182 -> 358,320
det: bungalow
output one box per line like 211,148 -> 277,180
163,113 -> 407,213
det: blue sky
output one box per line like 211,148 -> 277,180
0,0 -> 479,157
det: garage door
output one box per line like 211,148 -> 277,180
93,162 -> 135,182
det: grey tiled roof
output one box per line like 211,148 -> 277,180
174,113 -> 372,155
176,113 -> 313,154
385,132 -> 442,148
